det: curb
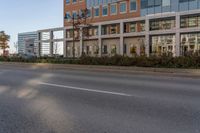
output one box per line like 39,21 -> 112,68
0,62 -> 200,78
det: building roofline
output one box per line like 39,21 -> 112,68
18,31 -> 37,35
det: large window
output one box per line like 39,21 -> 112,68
130,23 -> 136,32
102,45 -> 108,54
181,14 -> 200,28
120,2 -> 127,13
102,6 -> 108,16
150,17 -> 175,31
151,35 -> 176,56
181,33 -> 200,55
110,4 -> 117,15
72,0 -> 77,3
65,12 -> 71,21
124,21 -> 145,33
66,0 -> 70,4
72,11 -> 77,19
130,0 -> 137,11
94,7 -> 99,17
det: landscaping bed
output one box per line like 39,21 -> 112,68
1,55 -> 200,69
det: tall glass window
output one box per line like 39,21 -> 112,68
72,11 -> 77,19
181,33 -> 200,55
151,35 -> 176,56
66,0 -> 70,4
120,2 -> 127,13
94,7 -> 100,17
130,0 -> 137,11
102,6 -> 108,16
65,12 -> 71,21
110,4 -> 117,15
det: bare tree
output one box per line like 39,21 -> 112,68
68,8 -> 93,58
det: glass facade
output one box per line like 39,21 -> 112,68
85,0 -> 200,18
141,0 -> 200,16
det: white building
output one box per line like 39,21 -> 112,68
18,32 -> 38,55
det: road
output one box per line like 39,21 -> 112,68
0,65 -> 200,133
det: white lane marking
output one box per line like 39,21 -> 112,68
39,82 -> 132,97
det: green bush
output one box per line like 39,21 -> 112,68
1,55 -> 200,68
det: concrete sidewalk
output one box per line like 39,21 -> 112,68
0,62 -> 200,78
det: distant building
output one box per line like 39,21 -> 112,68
18,32 -> 38,55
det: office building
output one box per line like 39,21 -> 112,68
18,32 -> 38,55
37,0 -> 200,57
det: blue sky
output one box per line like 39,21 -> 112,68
0,0 -> 63,53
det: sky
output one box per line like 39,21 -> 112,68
0,0 -> 63,53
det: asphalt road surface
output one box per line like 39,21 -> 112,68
0,65 -> 200,133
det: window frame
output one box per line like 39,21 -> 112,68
72,11 -> 78,19
110,3 -> 117,15
120,2 -> 127,14
66,0 -> 70,5
102,5 -> 108,16
65,12 -> 71,22
94,6 -> 100,17
72,0 -> 77,4
130,0 -> 137,12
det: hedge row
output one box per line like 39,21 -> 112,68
1,55 -> 200,68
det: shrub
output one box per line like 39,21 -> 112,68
1,55 -> 200,68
